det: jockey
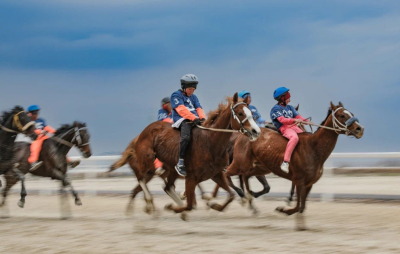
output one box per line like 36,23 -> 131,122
270,87 -> 309,173
158,97 -> 173,123
26,105 -> 80,172
154,97 -> 173,175
171,74 -> 206,177
238,90 -> 267,127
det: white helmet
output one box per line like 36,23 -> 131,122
180,74 -> 198,89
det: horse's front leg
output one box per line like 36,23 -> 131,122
11,164 -> 27,208
207,172 -> 235,212
52,169 -> 82,206
250,175 -> 271,198
276,180 -> 304,216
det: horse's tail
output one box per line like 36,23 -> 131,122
108,136 -> 138,172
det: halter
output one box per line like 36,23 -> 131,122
52,127 -> 89,148
0,111 -> 35,134
194,102 -> 251,134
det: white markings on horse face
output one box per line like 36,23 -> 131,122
243,107 -> 261,140
343,110 -> 353,118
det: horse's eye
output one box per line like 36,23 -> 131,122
340,115 -> 345,119
238,113 -> 244,117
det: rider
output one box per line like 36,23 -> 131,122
27,105 -> 80,172
154,97 -> 173,175
238,90 -> 267,127
270,87 -> 309,173
158,97 -> 173,123
171,74 -> 206,177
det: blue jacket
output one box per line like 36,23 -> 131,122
248,105 -> 265,127
171,90 -> 202,123
35,118 -> 47,130
270,104 -> 299,130
157,108 -> 172,121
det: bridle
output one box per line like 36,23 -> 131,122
194,102 -> 252,134
51,127 -> 89,148
0,111 -> 35,134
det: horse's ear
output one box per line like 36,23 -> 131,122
338,101 -> 344,107
233,93 -> 238,104
295,104 -> 299,111
83,122 -> 86,127
73,121 -> 79,127
243,95 -> 250,105
330,101 -> 337,110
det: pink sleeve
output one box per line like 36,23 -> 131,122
277,116 -> 295,125
295,115 -> 307,121
175,105 -> 197,121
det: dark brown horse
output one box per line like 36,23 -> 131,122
1,122 -> 91,212
131,93 -> 261,220
224,102 -> 364,229
0,106 -> 37,207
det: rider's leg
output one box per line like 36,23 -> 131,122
280,127 -> 301,172
66,157 -> 80,168
154,158 -> 164,175
28,137 -> 45,171
175,120 -> 193,177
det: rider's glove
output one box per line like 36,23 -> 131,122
193,118 -> 202,126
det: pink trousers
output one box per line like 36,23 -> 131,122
280,125 -> 303,162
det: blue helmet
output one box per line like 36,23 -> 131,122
27,105 -> 40,112
238,90 -> 251,99
273,87 -> 289,100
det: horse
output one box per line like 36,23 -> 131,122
131,93 -> 261,220
109,136 -> 212,216
0,106 -> 37,207
0,121 -> 91,211
224,102 -> 364,230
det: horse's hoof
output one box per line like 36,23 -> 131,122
252,208 -> 259,216
179,192 -> 186,200
164,203 -> 173,211
125,204 -> 134,216
180,212 -> 188,221
144,205 -> 153,215
201,193 -> 213,201
240,197 -> 247,206
275,206 -> 286,213
75,199 -> 82,206
17,201 -> 24,208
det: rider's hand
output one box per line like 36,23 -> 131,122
200,118 -> 206,122
41,130 -> 48,135
193,118 -> 202,126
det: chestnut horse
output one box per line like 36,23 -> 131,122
132,93 -> 261,220
224,102 -> 364,229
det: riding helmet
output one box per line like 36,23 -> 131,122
180,74 -> 198,90
273,87 -> 290,100
27,105 -> 41,112
238,90 -> 251,99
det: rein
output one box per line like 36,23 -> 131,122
298,107 -> 359,135
51,127 -> 89,148
192,102 -> 250,134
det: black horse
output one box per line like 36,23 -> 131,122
1,121 -> 91,210
0,106 -> 37,207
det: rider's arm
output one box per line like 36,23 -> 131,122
44,125 -> 56,134
295,115 -> 308,121
196,108 -> 206,119
175,105 -> 197,121
277,116 -> 296,125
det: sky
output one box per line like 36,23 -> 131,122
0,0 -> 399,155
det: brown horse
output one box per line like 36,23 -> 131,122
224,102 -> 364,229
131,93 -> 261,220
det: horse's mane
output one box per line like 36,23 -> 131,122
317,108 -> 333,131
203,96 -> 238,127
55,124 -> 74,136
0,106 -> 24,125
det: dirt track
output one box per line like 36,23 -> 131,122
1,194 -> 400,254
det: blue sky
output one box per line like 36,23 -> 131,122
1,0 -> 399,155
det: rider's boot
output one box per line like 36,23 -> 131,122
175,158 -> 186,177
280,161 -> 289,173
29,161 -> 43,172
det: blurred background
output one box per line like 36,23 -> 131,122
0,0 -> 399,158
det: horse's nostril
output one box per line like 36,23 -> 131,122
252,129 -> 258,135
356,127 -> 361,131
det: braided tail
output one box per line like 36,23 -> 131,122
109,136 -> 138,172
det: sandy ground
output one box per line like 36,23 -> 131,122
1,193 -> 400,254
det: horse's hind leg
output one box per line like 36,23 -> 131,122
207,172 -> 235,212
250,175 -> 271,198
0,172 -> 18,218
287,182 -> 295,205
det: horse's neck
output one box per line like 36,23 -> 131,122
311,115 -> 339,163
207,106 -> 233,151
56,129 -> 74,154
